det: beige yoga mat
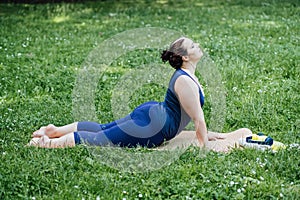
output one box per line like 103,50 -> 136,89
157,130 -> 252,152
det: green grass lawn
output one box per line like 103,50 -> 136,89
0,0 -> 299,199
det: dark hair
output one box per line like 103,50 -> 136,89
161,38 -> 187,69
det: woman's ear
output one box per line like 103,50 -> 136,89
182,55 -> 189,61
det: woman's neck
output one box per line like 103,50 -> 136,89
181,61 -> 197,74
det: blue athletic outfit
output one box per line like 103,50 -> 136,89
73,69 -> 205,148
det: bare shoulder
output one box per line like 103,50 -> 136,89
176,75 -> 193,83
174,75 -> 198,93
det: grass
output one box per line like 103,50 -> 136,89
0,0 -> 299,199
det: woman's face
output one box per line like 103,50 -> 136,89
182,38 -> 203,62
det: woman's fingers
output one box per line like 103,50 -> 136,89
217,133 -> 227,139
207,132 -> 226,141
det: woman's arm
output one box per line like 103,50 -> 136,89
174,76 -> 208,147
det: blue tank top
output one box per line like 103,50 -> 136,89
161,69 -> 205,140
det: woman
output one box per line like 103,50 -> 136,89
28,37 -> 252,152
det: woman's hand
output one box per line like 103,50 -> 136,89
207,132 -> 227,141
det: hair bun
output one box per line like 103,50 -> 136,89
161,50 -> 183,69
161,38 -> 186,69
161,50 -> 173,63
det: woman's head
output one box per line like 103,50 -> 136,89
161,37 -> 203,69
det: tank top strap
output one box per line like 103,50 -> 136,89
179,69 -> 199,88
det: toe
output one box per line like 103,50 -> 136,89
38,135 -> 50,148
32,128 -> 46,137
27,138 -> 40,147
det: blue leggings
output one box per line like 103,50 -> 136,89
74,102 -> 167,148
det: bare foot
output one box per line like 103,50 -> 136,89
27,136 -> 51,148
31,134 -> 75,148
32,124 -> 57,138
38,135 -> 51,148
26,137 -> 41,147
32,126 -> 46,137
